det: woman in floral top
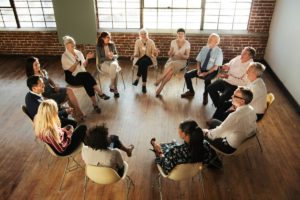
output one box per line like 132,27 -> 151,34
34,99 -> 86,156
151,120 -> 217,174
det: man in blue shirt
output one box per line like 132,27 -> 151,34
181,33 -> 223,105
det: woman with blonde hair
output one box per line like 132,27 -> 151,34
61,35 -> 110,114
34,99 -> 87,155
132,28 -> 159,93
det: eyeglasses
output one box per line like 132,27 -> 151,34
232,95 -> 245,100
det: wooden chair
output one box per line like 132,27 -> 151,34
45,143 -> 83,191
83,161 -> 134,200
156,162 -> 205,200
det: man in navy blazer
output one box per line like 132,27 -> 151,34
25,76 -> 77,127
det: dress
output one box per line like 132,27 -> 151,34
164,39 -> 190,74
155,141 -> 214,174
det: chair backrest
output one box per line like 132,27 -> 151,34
45,142 -> 82,158
86,165 -> 122,185
158,162 -> 202,181
21,105 -> 33,121
210,133 -> 257,157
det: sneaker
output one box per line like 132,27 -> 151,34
93,105 -> 101,114
203,94 -> 208,105
142,86 -> 147,93
132,79 -> 139,86
99,93 -> 110,100
181,91 -> 195,98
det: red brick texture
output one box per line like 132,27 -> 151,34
0,0 -> 275,61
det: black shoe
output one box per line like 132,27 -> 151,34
208,156 -> 223,169
142,86 -> 147,93
114,92 -> 120,98
93,105 -> 101,114
99,93 -> 110,100
132,79 -> 139,86
109,88 -> 115,93
203,94 -> 208,105
181,91 -> 195,98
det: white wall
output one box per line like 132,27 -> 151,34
264,0 -> 300,104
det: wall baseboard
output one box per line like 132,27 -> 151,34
262,60 -> 300,115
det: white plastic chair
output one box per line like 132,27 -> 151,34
45,143 -> 83,190
156,162 -> 205,200
83,161 -> 134,200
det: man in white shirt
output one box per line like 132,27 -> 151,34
207,47 -> 256,108
211,62 -> 267,122
203,86 -> 257,154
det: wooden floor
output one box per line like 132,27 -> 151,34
0,55 -> 299,200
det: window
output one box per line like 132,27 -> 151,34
97,0 -> 140,29
0,0 -> 56,28
97,0 -> 252,31
0,0 -> 17,28
143,0 -> 202,30
204,0 -> 252,30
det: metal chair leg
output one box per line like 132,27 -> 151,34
83,176 -> 88,200
199,171 -> 206,200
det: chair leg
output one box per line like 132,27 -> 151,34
119,71 -> 126,90
199,171 -> 206,200
157,173 -> 163,200
256,135 -> 263,153
83,176 -> 88,200
39,144 -> 46,162
125,175 -> 134,200
59,157 -> 70,190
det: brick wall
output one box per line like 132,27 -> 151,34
0,0 -> 275,61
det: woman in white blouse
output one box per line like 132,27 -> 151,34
154,28 -> 190,97
61,36 -> 110,113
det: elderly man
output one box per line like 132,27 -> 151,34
203,86 -> 257,154
207,47 -> 256,108
212,62 -> 267,121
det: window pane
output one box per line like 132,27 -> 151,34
204,0 -> 252,30
0,0 -> 10,7
14,0 -> 56,28
97,0 -> 140,29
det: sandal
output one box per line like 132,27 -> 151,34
149,138 -> 163,156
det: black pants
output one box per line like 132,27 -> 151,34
207,79 -> 237,108
184,69 -> 218,95
60,117 -> 77,128
65,71 -> 97,97
213,100 -> 234,121
108,135 -> 122,149
136,55 -> 153,82
59,125 -> 87,156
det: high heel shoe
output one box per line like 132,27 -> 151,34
132,79 -> 139,86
